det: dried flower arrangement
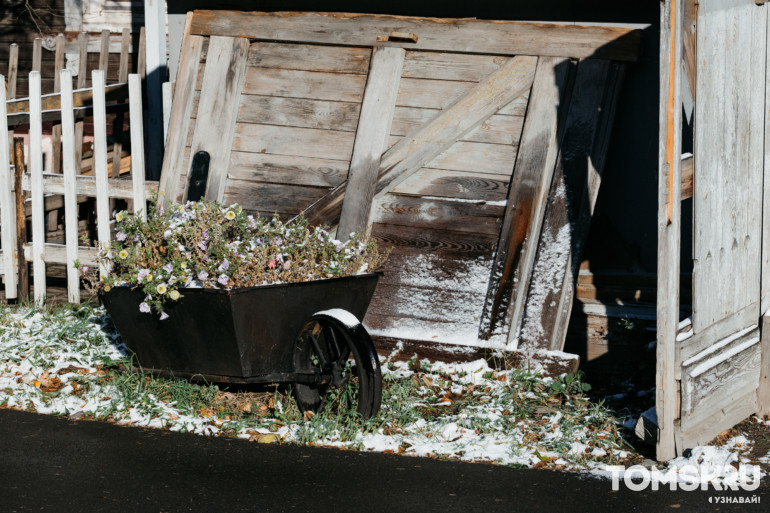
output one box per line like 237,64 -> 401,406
81,199 -> 387,318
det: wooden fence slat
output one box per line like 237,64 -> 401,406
60,70 -> 81,303
7,44 -> 18,158
51,34 -> 65,177
188,35 -> 250,202
75,32 -> 88,172
129,74 -> 147,221
158,35 -> 204,205
162,81 -> 173,145
337,46 -> 404,240
476,57 -> 573,343
302,55 -> 538,225
29,72 -> 46,304
32,38 -> 42,74
99,30 -> 110,75
0,75 -> 18,300
111,28 -> 131,181
138,26 -> 147,78
6,83 -> 129,116
92,70 -> 111,278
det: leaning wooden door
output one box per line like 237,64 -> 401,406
676,0 -> 767,450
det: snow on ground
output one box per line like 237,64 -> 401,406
0,304 -> 765,480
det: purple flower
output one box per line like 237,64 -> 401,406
202,230 -> 210,241
218,259 -> 230,272
274,237 -> 283,246
198,240 -> 208,251
162,263 -> 174,273
116,231 -> 127,242
217,274 -> 229,286
139,302 -> 151,314
159,311 -> 169,321
276,253 -> 284,264
283,262 -> 291,271
137,269 -> 150,283
255,238 -> 264,246
80,266 -> 90,275
197,271 -> 209,281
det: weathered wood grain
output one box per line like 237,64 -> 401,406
693,0 -> 764,333
395,77 -> 475,109
391,108 -> 524,146
224,182 -> 328,215
241,67 -> 367,102
237,95 -> 361,132
13,139 -> 29,300
517,60 -> 623,354
21,173 -> 159,200
246,42 -> 371,74
301,55 -> 536,226
763,0 -> 770,314
401,51 -> 505,82
0,77 -> 18,300
478,57 -> 573,344
391,168 -> 509,202
232,124 -> 355,162
110,28 -> 131,180
681,325 -> 761,413
158,35 -> 204,204
189,11 -> 643,61
371,223 -> 497,259
338,46 -> 405,240
656,0 -> 683,462
51,34 -> 65,178
227,152 -> 349,188
188,36 -> 250,202
387,138 -> 518,176
371,195 -> 504,235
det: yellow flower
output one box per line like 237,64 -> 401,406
180,262 -> 187,269
169,290 -> 181,301
115,212 -> 124,222
147,273 -> 153,282
156,283 -> 168,294
118,250 -> 129,259
225,210 -> 236,221
103,284 -> 111,292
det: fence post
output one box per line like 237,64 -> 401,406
29,71 -> 46,304
13,139 -> 29,301
129,74 -> 147,221
92,70 -> 112,278
0,75 -> 18,302
60,70 -> 80,303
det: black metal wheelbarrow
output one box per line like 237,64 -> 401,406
101,273 -> 383,419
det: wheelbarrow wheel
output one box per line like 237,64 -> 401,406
292,310 -> 382,420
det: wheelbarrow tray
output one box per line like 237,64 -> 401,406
101,273 -> 381,381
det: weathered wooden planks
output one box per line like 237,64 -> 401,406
517,60 -> 624,354
337,46 -> 405,240
478,57 -> 574,344
188,11 -> 643,62
159,35 -> 204,204
189,36 -> 250,202
693,0 -> 764,333
391,169 -> 509,202
303,55 -> 537,225
0,74 -> 18,301
657,0 -> 683,462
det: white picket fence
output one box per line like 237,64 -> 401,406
0,69 -> 159,304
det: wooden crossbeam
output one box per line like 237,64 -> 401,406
303,55 -> 538,226
337,46 -> 404,240
5,83 -> 129,116
189,11 -> 643,62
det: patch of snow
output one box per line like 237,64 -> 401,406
315,309 -> 361,329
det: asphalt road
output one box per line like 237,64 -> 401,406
0,408 -> 767,513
